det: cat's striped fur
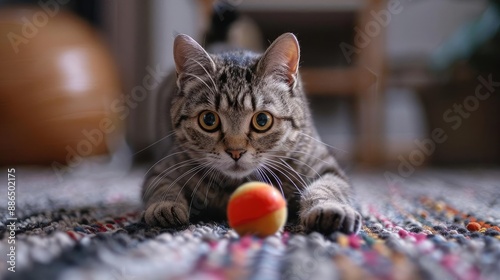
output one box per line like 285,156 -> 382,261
142,33 -> 361,234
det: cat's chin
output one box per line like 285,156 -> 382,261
220,163 -> 255,179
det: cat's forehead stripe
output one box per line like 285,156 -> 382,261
214,64 -> 256,112
214,51 -> 259,67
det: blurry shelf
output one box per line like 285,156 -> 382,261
301,67 -> 379,95
302,68 -> 357,95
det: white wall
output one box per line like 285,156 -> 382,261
149,0 -> 201,73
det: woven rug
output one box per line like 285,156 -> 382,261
1,167 -> 500,280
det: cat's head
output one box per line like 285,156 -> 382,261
170,33 -> 308,179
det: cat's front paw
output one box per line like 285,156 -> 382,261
301,203 -> 362,235
144,201 -> 189,227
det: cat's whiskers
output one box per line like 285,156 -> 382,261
264,158 -> 309,189
143,148 -> 190,178
259,163 -> 285,198
297,131 -> 347,154
148,157 -> 200,186
257,166 -> 273,186
264,155 -> 315,179
188,164 -> 220,215
146,141 -> 204,163
252,167 -> 265,183
143,155 -> 194,198
189,161 -> 218,200
267,152 -> 323,179
133,130 -> 177,158
247,168 -> 264,183
261,159 -> 303,196
257,164 -> 275,185
277,160 -> 308,192
191,163 -> 215,197
144,158 -> 202,200
267,149 -> 331,166
205,166 -> 223,205
171,161 -> 212,204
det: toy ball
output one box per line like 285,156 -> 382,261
0,7 -> 121,165
227,182 -> 287,237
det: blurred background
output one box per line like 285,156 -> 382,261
1,0 -> 499,173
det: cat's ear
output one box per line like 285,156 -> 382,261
173,34 -> 216,82
257,33 -> 300,87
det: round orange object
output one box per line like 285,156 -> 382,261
466,222 -> 481,232
0,7 -> 121,165
227,182 -> 287,237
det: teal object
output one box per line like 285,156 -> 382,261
432,4 -> 500,71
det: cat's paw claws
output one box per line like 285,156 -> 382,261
144,201 -> 189,227
301,203 -> 362,235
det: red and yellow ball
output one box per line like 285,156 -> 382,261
227,182 -> 287,237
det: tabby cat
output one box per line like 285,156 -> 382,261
142,33 -> 361,234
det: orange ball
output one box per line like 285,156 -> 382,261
466,222 -> 481,232
227,182 -> 287,237
0,7 -> 121,165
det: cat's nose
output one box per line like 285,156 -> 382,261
225,149 -> 247,161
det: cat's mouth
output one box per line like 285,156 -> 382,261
229,164 -> 245,172
222,162 -> 254,179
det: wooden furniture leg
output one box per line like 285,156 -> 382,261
355,0 -> 387,166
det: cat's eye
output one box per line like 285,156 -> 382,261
199,110 -> 220,132
252,112 -> 273,132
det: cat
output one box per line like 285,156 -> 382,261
142,33 -> 362,234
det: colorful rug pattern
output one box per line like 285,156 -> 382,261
1,168 -> 500,279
